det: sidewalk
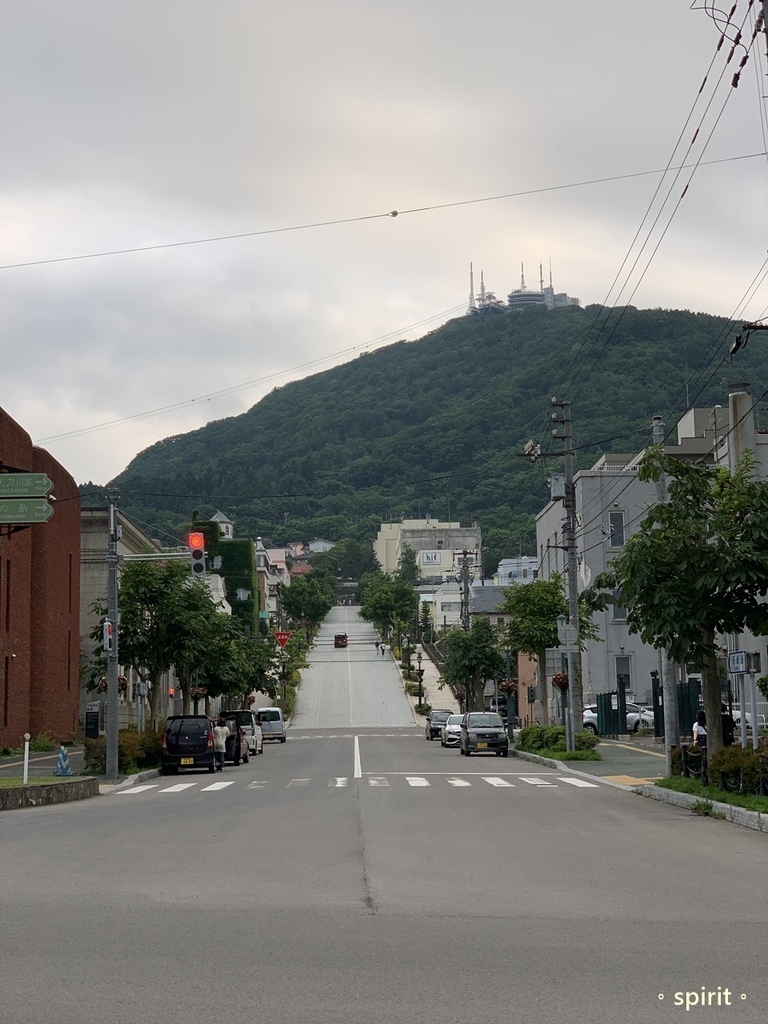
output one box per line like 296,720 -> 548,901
398,647 -> 459,722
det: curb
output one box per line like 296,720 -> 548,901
0,776 -> 100,810
100,767 -> 161,794
636,784 -> 768,833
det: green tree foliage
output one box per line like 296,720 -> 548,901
394,544 -> 420,585
309,537 -> 378,580
358,571 -> 419,639
281,570 -> 336,629
587,449 -> 768,755
441,619 -> 505,712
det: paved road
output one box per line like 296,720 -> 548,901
291,605 -> 414,728
2,609 -> 767,1024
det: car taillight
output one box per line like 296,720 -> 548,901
207,730 -> 214,751
162,733 -> 167,752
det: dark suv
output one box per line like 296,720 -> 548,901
161,715 -> 215,775
425,709 -> 454,740
460,712 -> 509,757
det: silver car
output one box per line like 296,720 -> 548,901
440,714 -> 463,747
583,702 -> 653,734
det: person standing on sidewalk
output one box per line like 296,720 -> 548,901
213,717 -> 230,771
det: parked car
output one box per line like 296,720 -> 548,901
425,709 -> 453,740
583,702 -> 654,734
459,712 -> 509,757
440,714 -> 464,747
227,709 -> 263,755
257,706 -> 287,742
161,715 -> 215,775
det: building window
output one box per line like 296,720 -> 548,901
611,591 -> 627,621
608,511 -> 625,548
616,655 -> 631,694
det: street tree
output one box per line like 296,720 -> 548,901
281,570 -> 336,630
500,575 -> 568,726
440,618 -> 505,712
588,449 -> 768,755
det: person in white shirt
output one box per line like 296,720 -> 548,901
212,718 -> 230,771
692,710 -> 707,749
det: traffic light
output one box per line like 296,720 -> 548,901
188,532 -> 206,576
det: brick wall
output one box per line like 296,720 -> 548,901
0,408 -> 80,747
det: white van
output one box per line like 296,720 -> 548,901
256,706 -> 286,743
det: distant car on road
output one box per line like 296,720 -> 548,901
459,712 -> 509,757
334,633 -> 348,648
583,702 -> 654,734
424,709 -> 453,740
161,715 -> 215,775
440,714 -> 463,747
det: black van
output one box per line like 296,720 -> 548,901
161,715 -> 216,775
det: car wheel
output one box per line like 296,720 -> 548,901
584,723 -> 597,734
161,765 -> 176,776
501,749 -> 509,758
243,748 -> 249,764
234,755 -> 240,766
459,746 -> 465,756
280,736 -> 287,743
208,764 -> 216,774
633,721 -> 640,733
465,748 -> 471,757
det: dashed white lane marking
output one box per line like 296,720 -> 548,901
248,781 -> 268,788
201,781 -> 235,791
446,777 -> 472,787
330,777 -> 349,787
287,778 -> 310,787
405,776 -> 430,787
160,783 -> 197,793
483,777 -> 515,788
117,785 -> 158,795
557,777 -> 599,787
368,777 -> 390,787
519,776 -> 556,786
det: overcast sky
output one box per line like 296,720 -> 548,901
2,1 -> 767,484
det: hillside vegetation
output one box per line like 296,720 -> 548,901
98,304 -> 764,573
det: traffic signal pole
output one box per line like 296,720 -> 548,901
105,491 -> 121,781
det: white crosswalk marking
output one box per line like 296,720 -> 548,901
368,777 -> 390,787
248,781 -> 267,788
116,785 -> 158,795
160,783 -> 197,793
557,777 -> 599,788
483,777 -> 515,788
519,777 -> 556,786
330,777 -> 349,787
405,776 -> 430,787
287,778 -> 310,787
446,777 -> 472,787
201,781 -> 235,791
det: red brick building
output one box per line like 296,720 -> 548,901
0,408 -> 80,747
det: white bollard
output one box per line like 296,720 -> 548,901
22,732 -> 31,785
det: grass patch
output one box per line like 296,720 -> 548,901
557,750 -> 602,761
656,775 -> 768,814
0,776 -> 72,787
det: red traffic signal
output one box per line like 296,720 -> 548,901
188,532 -> 206,575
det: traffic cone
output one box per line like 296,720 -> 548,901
54,745 -> 72,776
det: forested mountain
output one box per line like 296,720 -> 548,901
97,304 -> 766,575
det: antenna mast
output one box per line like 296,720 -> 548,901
520,262 -> 526,291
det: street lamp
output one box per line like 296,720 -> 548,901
416,650 -> 423,708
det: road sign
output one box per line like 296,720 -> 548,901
0,473 -> 53,497
0,498 -> 54,524
728,650 -> 747,674
274,630 -> 292,648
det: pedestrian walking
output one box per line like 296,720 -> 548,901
693,709 -> 707,749
380,644 -> 386,656
721,703 -> 736,747
375,640 -> 380,651
213,717 -> 230,771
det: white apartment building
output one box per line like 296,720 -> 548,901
374,517 -> 482,581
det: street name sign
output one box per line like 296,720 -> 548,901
0,473 -> 53,497
0,499 -> 54,524
274,630 -> 292,648
727,650 -> 747,674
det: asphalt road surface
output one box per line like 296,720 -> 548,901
2,606 -> 767,1023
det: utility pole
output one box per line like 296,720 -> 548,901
105,491 -> 121,781
652,416 -> 680,775
458,549 -> 475,630
551,398 -> 583,747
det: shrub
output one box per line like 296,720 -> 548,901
84,728 -> 163,775
708,744 -> 767,795
29,731 -> 60,752
517,724 -> 600,755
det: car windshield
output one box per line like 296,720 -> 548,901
431,712 -> 451,722
231,712 -> 254,726
166,718 -> 208,736
259,710 -> 281,722
466,714 -> 503,727
446,716 -> 462,726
